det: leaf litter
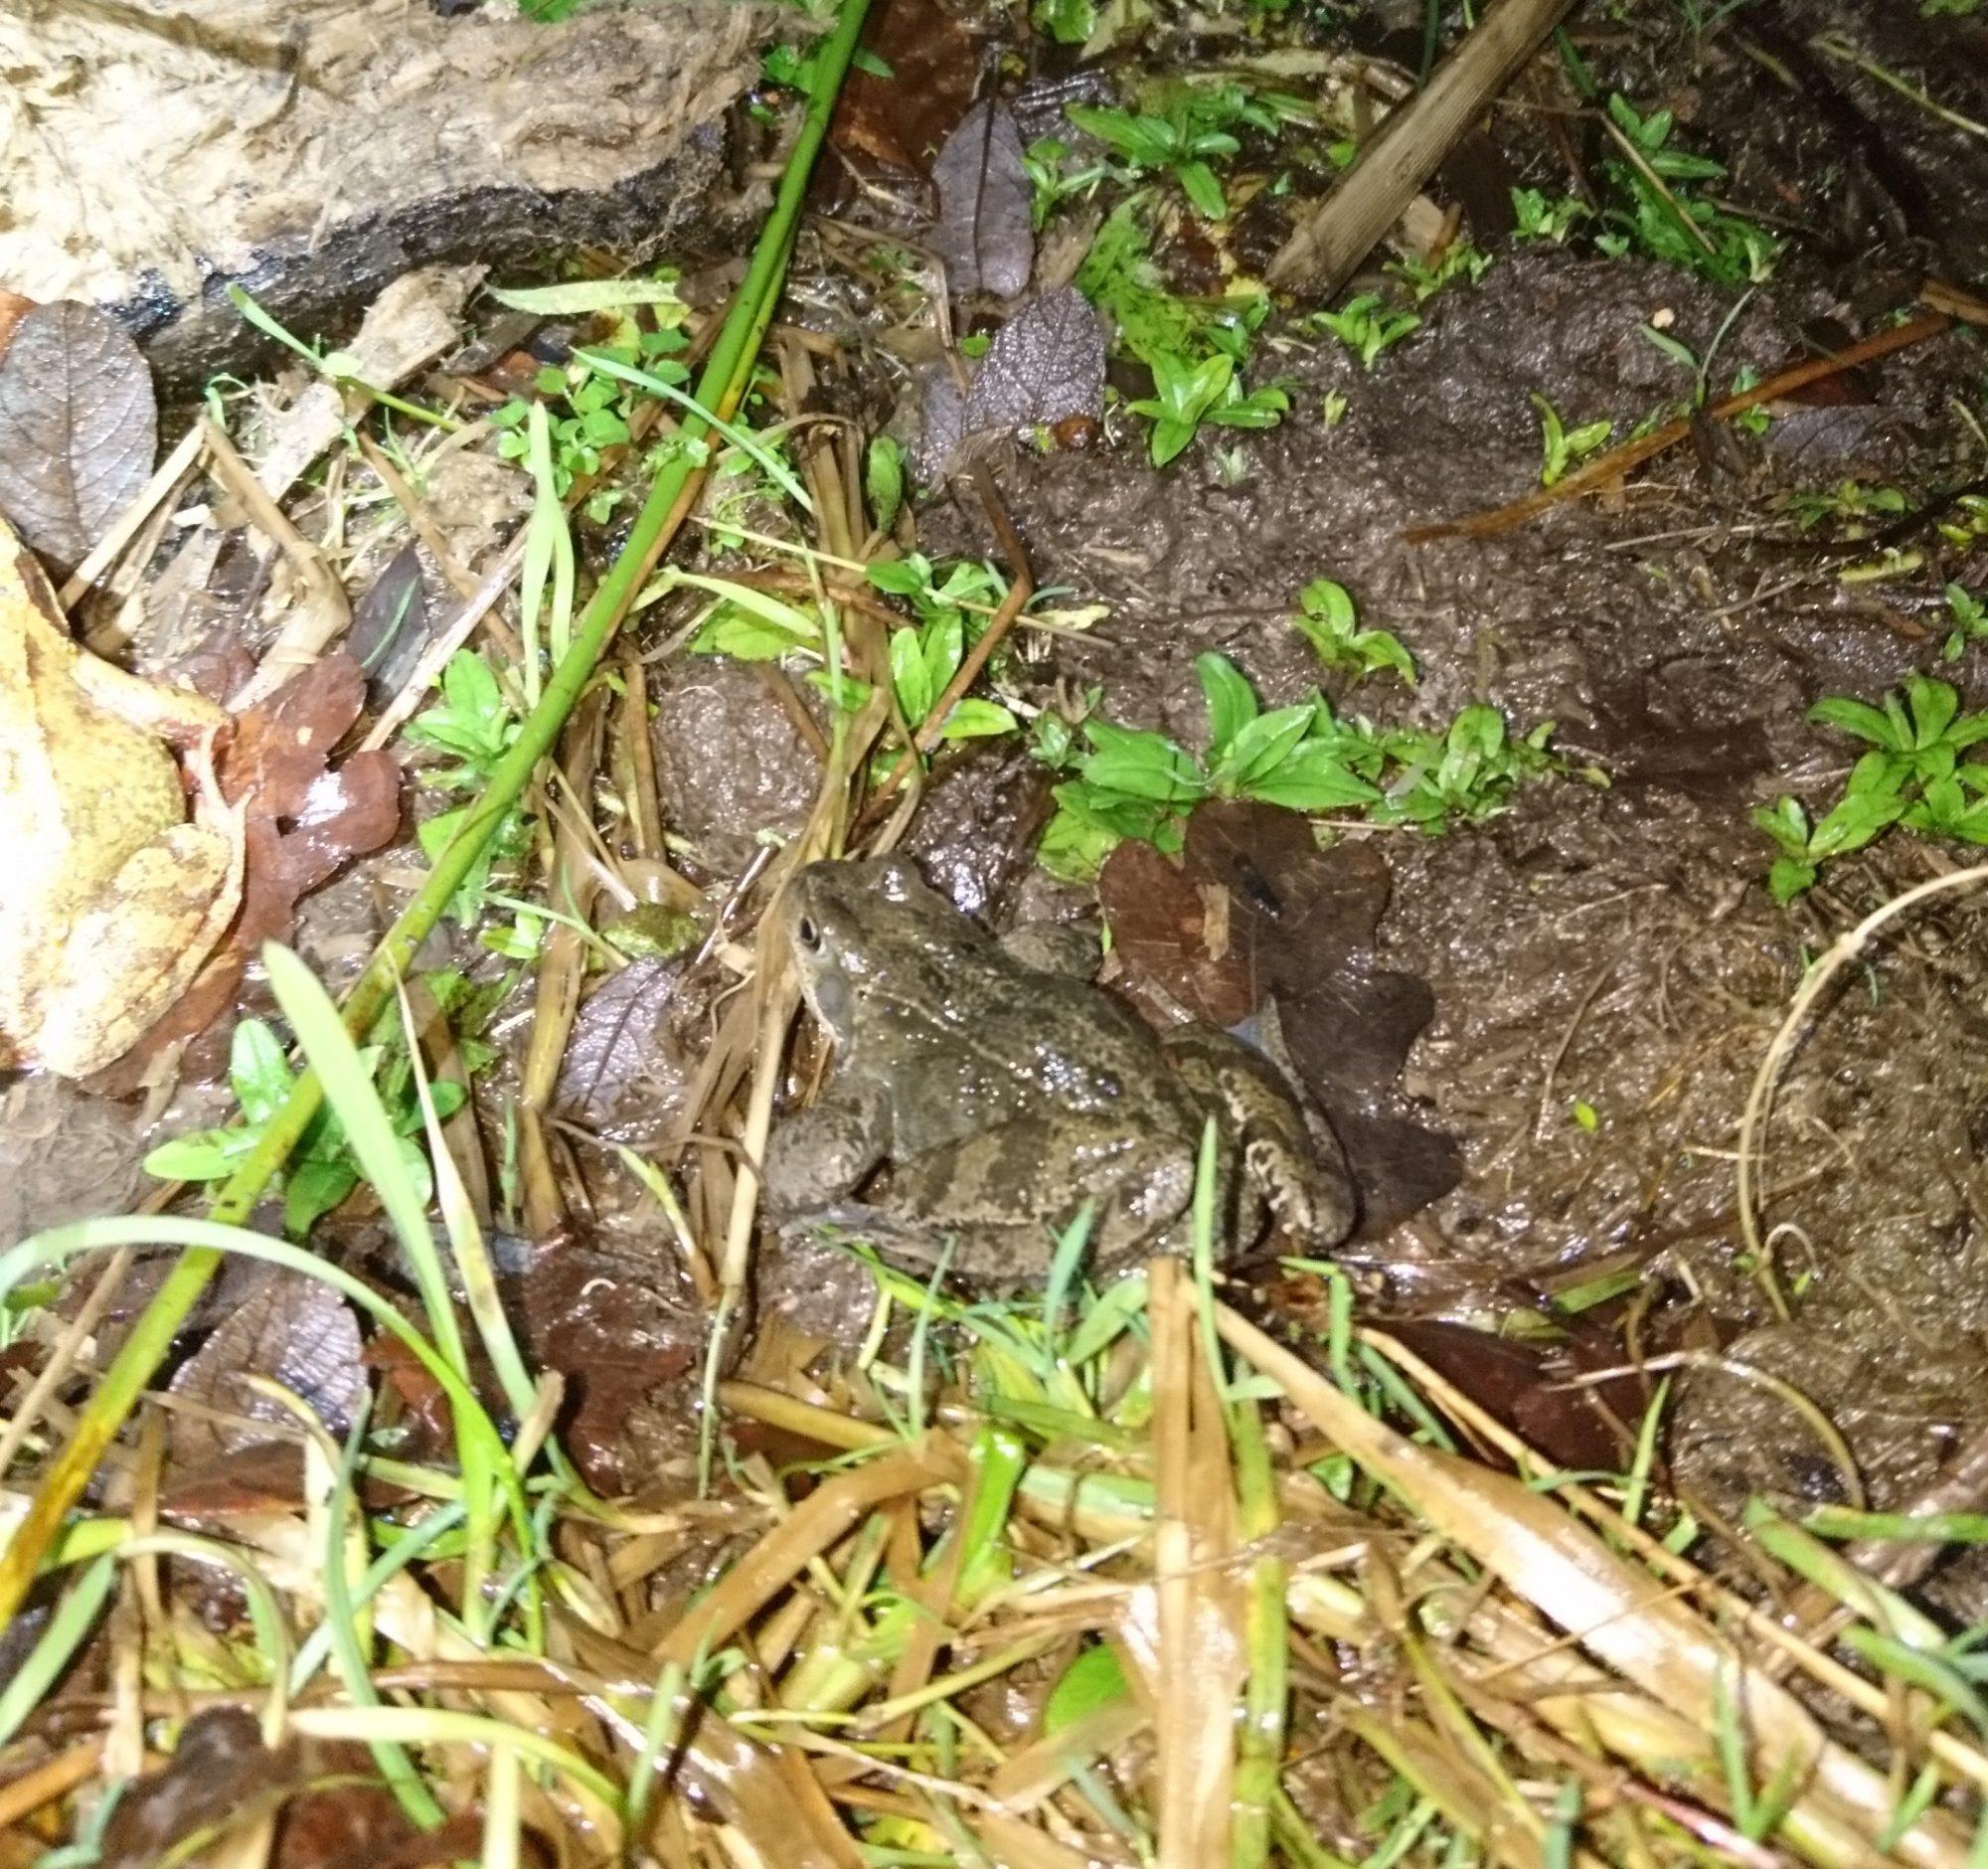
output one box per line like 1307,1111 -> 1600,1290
6,0 -> 1988,1863
928,96 -> 1035,300
914,282 -> 1106,480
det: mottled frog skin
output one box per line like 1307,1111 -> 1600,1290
762,856 -> 1354,1285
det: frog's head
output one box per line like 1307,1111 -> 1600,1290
779,855 -> 974,1042
781,856 -> 934,1047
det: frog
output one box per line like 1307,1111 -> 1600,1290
761,855 -> 1355,1285
0,515 -> 244,1081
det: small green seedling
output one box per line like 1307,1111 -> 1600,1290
1533,394 -> 1613,485
1511,187 -> 1590,243
1313,295 -> 1420,370
1786,479 -> 1908,533
1944,584 -> 1988,661
1022,137 -> 1110,228
406,651 -> 533,934
1291,579 -> 1415,684
1127,351 -> 1290,465
144,1016 -> 465,1237
1066,100 -> 1239,220
1075,203 -> 1283,464
1066,82 -> 1304,221
1387,243 -> 1492,303
1757,673 -> 1988,900
1598,93 -> 1778,285
490,328 -> 691,522
1037,654 -> 1559,879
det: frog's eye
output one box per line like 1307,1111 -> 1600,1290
794,915 -> 821,951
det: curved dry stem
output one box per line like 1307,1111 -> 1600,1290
1736,862 -> 1988,1308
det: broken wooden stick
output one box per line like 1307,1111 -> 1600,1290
1267,0 -> 1577,291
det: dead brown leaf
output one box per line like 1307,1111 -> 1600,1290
0,301 -> 157,577
166,1268 -> 365,1463
0,287 -> 34,357
829,0 -> 983,175
87,655 -> 401,1088
1100,802 -> 1459,1237
929,98 -> 1033,300
97,1708 -> 439,1869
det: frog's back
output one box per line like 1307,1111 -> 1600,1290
41,663 -> 187,874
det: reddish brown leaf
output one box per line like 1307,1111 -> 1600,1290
1099,801 -> 1391,1026
1101,801 -> 1458,1239
0,288 -> 34,357
97,1710 -> 435,1869
510,1239 -> 702,1492
1383,1319 -> 1650,1474
161,1438 -> 310,1521
88,655 -> 401,1089
829,0 -> 982,175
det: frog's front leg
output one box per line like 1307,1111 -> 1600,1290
761,1077 -> 893,1221
1160,1026 -> 1354,1250
69,645 -> 225,747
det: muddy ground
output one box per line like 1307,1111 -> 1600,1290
9,0 -> 1988,1584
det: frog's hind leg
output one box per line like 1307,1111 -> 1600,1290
32,820 -> 242,1080
1160,1026 -> 1354,1249
870,1111 -> 1197,1284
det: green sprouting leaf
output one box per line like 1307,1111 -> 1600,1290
1044,1643 -> 1131,1733
866,436 -> 906,533
1752,796 -> 1812,860
935,697 -> 1020,739
142,1129 -> 253,1183
230,1018 -> 294,1125
1176,158 -> 1229,220
1034,0 -> 1098,46
890,626 -> 934,726
1768,854 -> 1818,904
1809,695 -> 1905,750
1197,652 -> 1258,756
1212,703 -> 1317,793
1313,295 -> 1419,370
1534,394 -> 1612,485
1242,741 -> 1382,812
1292,578 -> 1416,685
1079,720 -> 1210,803
284,1159 -> 359,1239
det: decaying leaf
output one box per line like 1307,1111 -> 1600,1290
1100,802 -> 1393,1025
915,286 -> 1105,481
507,1235 -> 703,1491
829,0 -> 983,175
0,300 -> 157,577
929,98 -> 1033,300
167,1269 -> 365,1462
1100,801 -> 1459,1238
348,539 -> 439,709
88,655 -> 401,1088
556,955 -> 685,1127
0,286 -> 33,355
1382,1319 -> 1637,1472
97,1707 -> 431,1869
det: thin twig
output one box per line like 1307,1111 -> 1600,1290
1406,309 -> 1952,541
